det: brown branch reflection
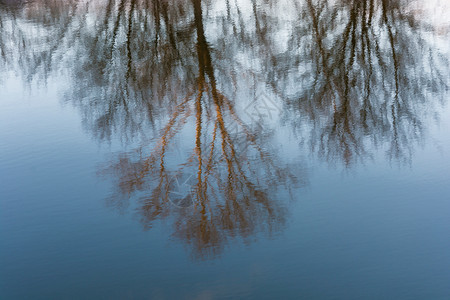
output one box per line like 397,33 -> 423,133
272,0 -> 450,166
98,0 -> 299,259
1,0 -> 449,259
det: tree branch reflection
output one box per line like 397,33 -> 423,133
273,0 -> 449,166
1,0 -> 449,259
97,0 -> 300,259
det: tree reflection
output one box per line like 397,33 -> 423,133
1,0 -> 449,258
95,0 -> 300,259
272,0 -> 449,165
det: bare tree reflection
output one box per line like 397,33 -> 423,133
96,0 -> 300,259
1,0 -> 449,258
0,0 -> 79,80
272,0 -> 449,166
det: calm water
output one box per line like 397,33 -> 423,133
1,0 -> 450,298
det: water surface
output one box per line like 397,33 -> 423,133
1,0 -> 450,298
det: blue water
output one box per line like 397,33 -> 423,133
1,0 -> 450,298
